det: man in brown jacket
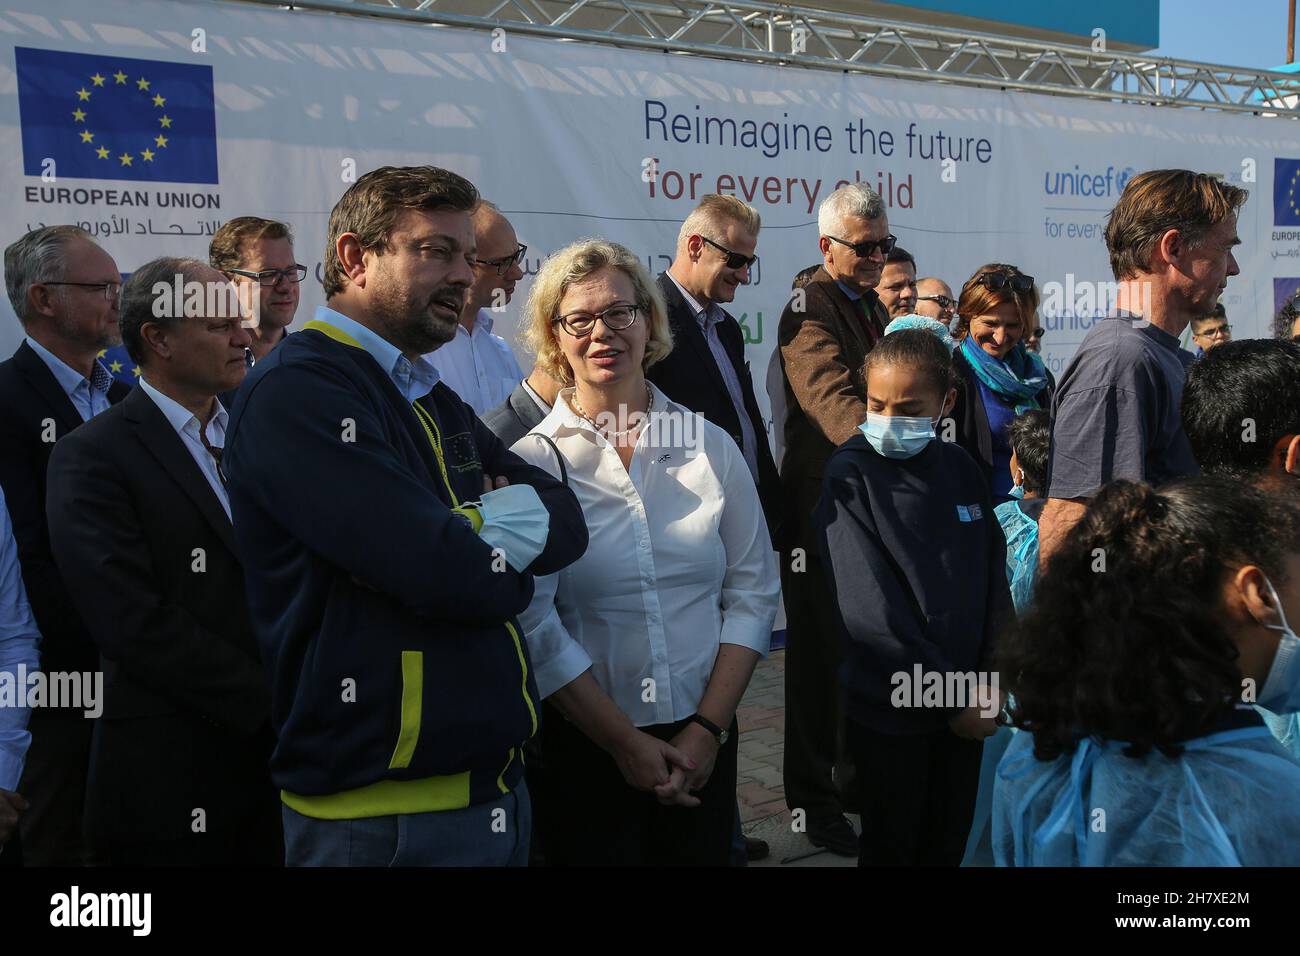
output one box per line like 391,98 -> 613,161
778,182 -> 895,856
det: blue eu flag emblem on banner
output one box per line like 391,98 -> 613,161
15,47 -> 217,185
1275,158 -> 1300,226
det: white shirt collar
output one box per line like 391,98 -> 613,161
520,379 -> 552,415
138,377 -> 227,438
665,272 -> 709,320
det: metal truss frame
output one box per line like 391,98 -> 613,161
226,0 -> 1300,117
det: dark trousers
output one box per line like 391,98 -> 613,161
17,709 -> 94,866
781,555 -> 853,822
99,798 -> 284,867
535,701 -> 738,866
0,831 -> 21,867
847,719 -> 983,866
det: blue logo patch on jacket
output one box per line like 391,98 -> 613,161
957,504 -> 983,522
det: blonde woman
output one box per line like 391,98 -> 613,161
512,239 -> 779,866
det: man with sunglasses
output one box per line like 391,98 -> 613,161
777,182 -> 895,857
211,217 -> 304,366
915,277 -> 956,329
0,225 -> 129,865
425,201 -> 526,415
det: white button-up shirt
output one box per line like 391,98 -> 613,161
138,378 -> 231,520
512,383 -> 779,726
425,309 -> 524,415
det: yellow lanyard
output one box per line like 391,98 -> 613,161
305,318 -> 460,507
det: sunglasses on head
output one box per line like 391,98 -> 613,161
977,271 -> 1035,293
699,236 -> 758,270
825,234 -> 898,259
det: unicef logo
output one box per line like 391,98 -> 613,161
1116,166 -> 1136,192
1044,165 -> 1136,198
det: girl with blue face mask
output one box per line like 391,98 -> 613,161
993,477 -> 1300,866
814,329 -> 1015,866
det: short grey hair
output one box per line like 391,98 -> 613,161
677,194 -> 761,249
119,256 -> 219,365
4,225 -> 95,325
817,183 -> 885,237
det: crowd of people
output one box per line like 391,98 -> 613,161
0,162 -> 1298,868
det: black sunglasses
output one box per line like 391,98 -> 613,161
699,236 -> 757,271
917,294 -> 956,311
474,244 -> 527,277
977,271 -> 1035,293
825,234 -> 897,259
1028,328 -> 1045,341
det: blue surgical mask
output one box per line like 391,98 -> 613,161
859,412 -> 936,459
1010,468 -> 1026,499
1257,577 -> 1300,714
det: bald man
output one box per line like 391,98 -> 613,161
914,277 -> 955,329
425,201 -> 527,414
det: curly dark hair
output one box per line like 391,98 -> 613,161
1008,409 -> 1051,495
998,477 -> 1300,761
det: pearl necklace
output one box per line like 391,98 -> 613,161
570,383 -> 653,438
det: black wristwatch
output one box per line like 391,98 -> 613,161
687,713 -> 729,746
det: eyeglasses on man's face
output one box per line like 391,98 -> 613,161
227,265 -> 308,286
475,244 -> 527,277
699,236 -> 757,271
825,234 -> 897,259
553,302 -> 640,337
43,280 -> 122,301
917,294 -> 956,312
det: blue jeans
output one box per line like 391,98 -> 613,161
282,783 -> 531,867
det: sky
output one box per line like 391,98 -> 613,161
1149,0 -> 1297,68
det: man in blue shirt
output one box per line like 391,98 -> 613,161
0,225 -> 128,865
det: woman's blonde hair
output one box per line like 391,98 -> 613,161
522,238 -> 672,384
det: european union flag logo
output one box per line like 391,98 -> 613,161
15,47 -> 217,185
1275,158 -> 1300,226
98,345 -> 140,387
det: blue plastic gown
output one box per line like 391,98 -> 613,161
993,718 -> 1300,866
993,500 -> 1038,614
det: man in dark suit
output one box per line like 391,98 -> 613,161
0,225 -> 128,865
647,195 -> 780,864
648,195 -> 781,540
777,183 -> 894,856
46,256 -> 281,865
483,362 -> 563,448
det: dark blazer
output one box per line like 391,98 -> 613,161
483,381 -> 548,448
777,267 -> 889,556
648,273 -> 782,545
0,341 -> 129,676
45,386 -> 277,853
949,346 -> 1054,496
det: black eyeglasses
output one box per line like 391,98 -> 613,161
475,244 -> 527,277
825,234 -> 897,259
227,265 -> 307,286
1028,328 -> 1046,341
43,280 -> 122,301
553,303 -> 640,337
977,271 -> 1035,294
917,294 -> 956,311
699,236 -> 758,271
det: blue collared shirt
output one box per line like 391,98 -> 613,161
0,486 -> 40,793
834,279 -> 864,302
25,336 -> 113,422
312,306 -> 440,404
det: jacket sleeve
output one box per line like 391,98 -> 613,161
0,411 -> 83,657
45,432 -> 269,735
980,488 -> 1015,672
778,294 -> 869,448
815,456 -> 958,682
226,361 -> 536,624
472,414 -> 588,576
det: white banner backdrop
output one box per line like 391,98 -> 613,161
3,0 -> 1299,443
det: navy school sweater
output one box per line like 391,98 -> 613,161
223,327 -> 588,816
814,433 -> 1013,734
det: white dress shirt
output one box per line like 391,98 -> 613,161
137,378 -> 231,520
512,383 -> 779,726
425,309 -> 524,415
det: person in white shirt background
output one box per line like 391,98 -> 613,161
425,200 -> 527,414
511,238 -> 779,866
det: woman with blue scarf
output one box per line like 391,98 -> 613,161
948,265 -> 1052,501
